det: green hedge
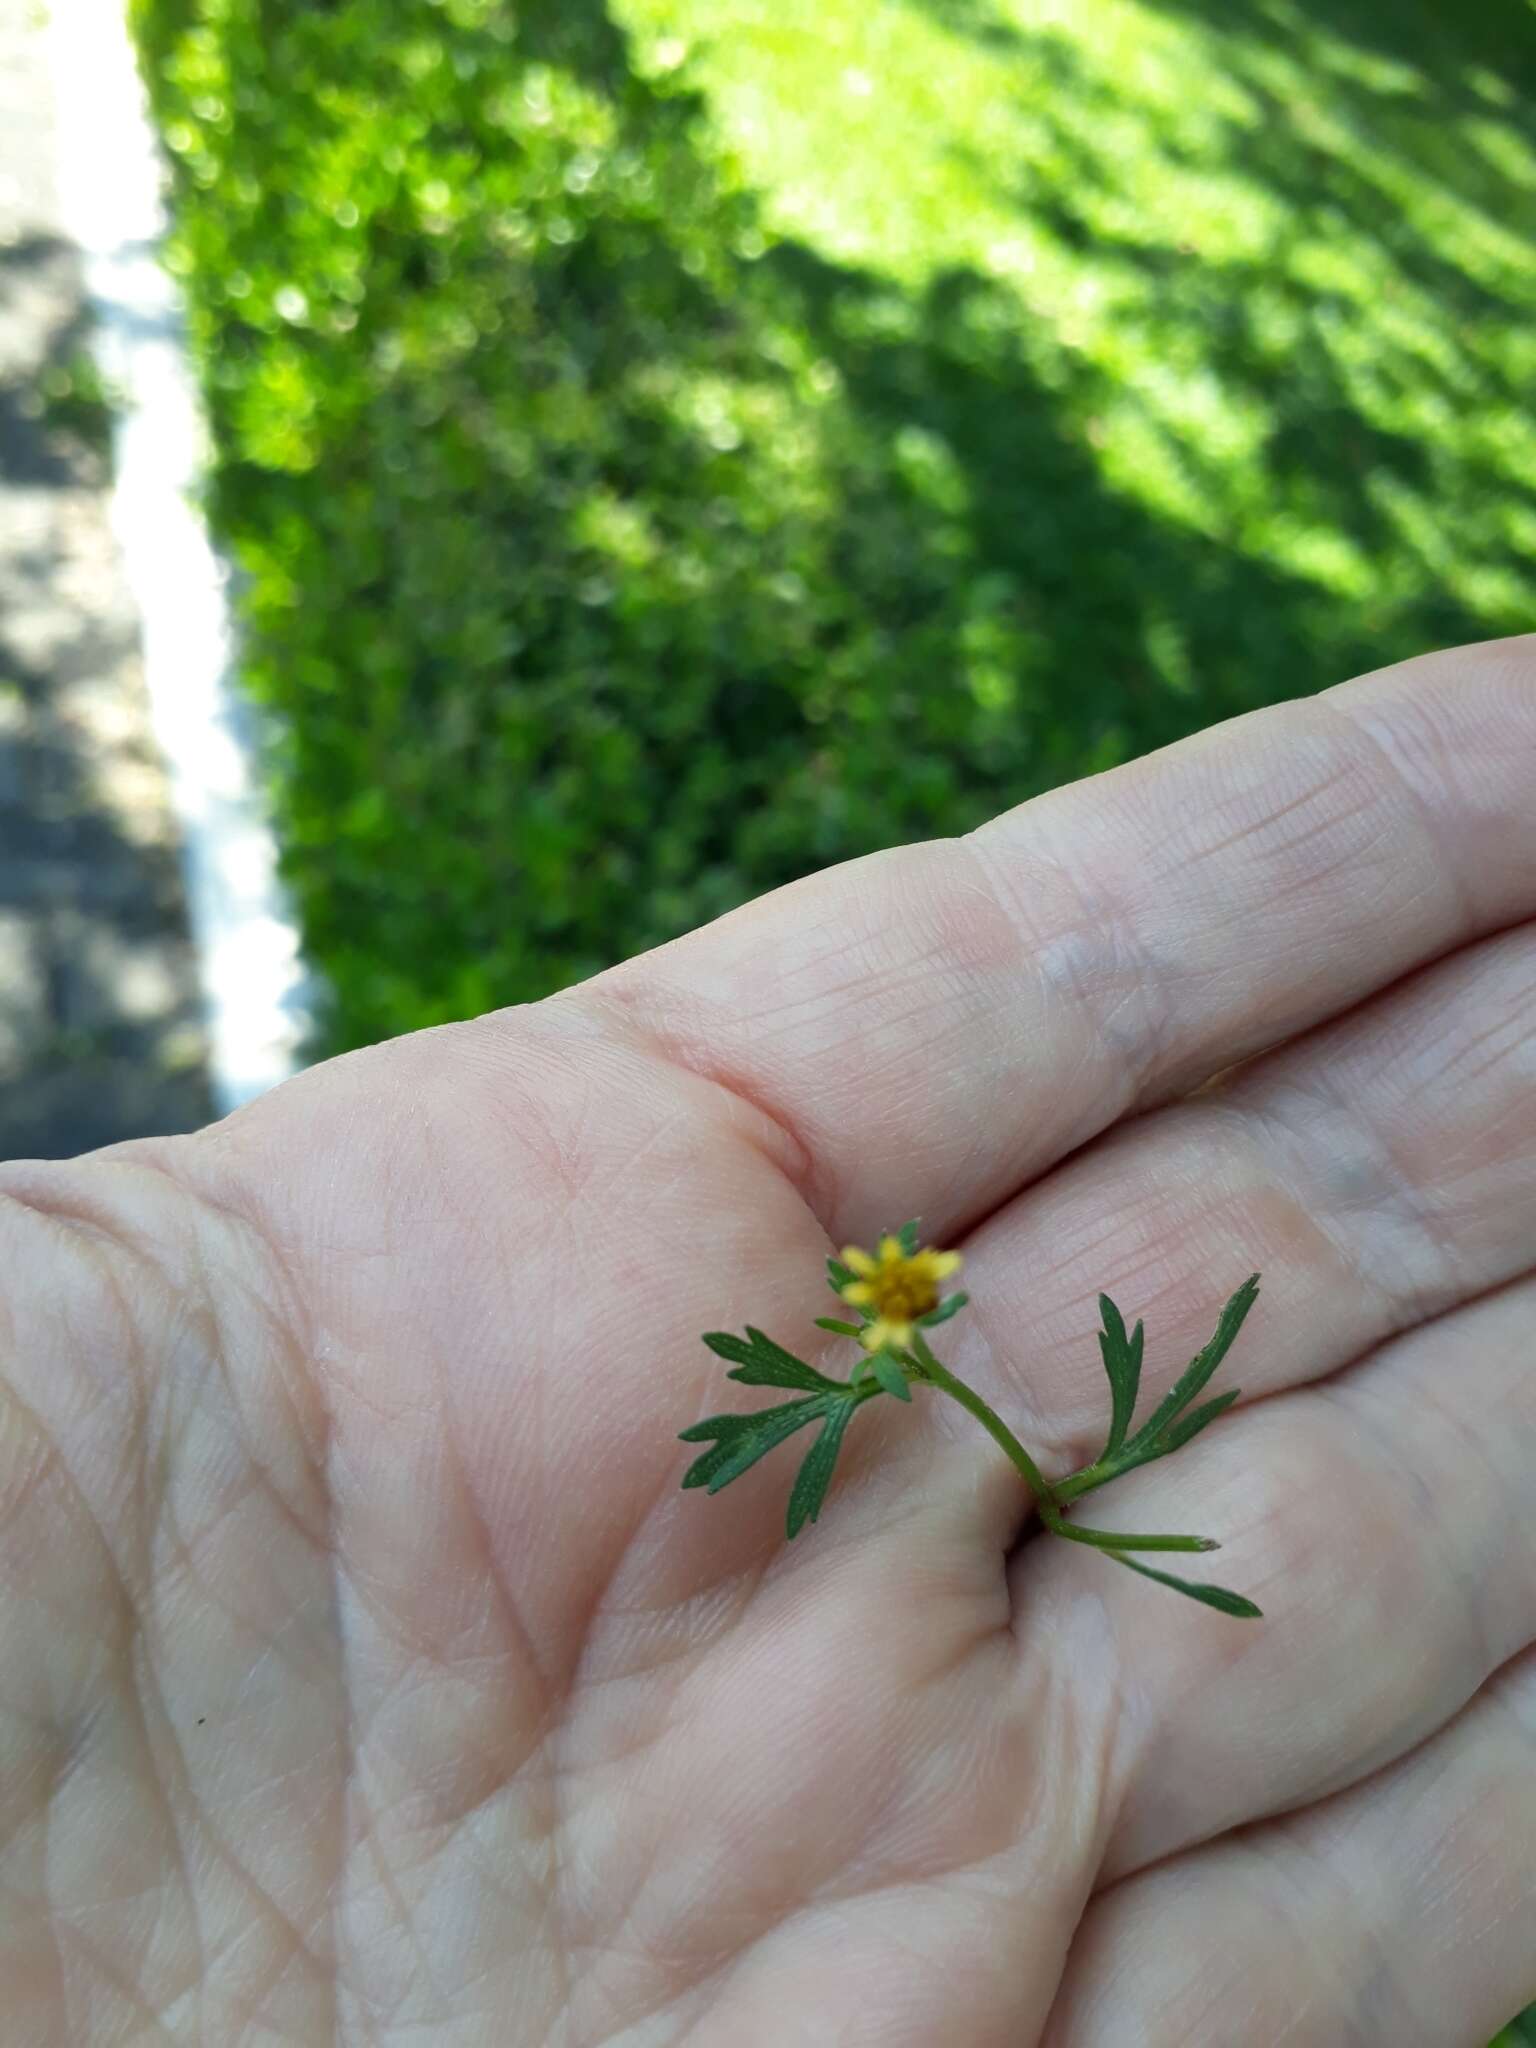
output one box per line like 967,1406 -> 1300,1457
128,0 -> 1535,1053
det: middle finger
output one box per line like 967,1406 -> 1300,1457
947,916 -> 1536,1476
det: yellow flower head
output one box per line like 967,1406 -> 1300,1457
839,1234 -> 963,1353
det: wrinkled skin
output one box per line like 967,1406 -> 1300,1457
3,640 -> 1535,2047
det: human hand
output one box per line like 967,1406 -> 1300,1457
4,640 -> 1533,2044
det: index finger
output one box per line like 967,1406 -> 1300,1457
583,637 -> 1536,1246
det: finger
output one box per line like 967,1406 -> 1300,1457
1047,1645 -> 1536,2048
1012,1274 -> 1536,1884
581,637 -> 1536,1243
955,914 -> 1536,1465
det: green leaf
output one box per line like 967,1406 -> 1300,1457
679,1394 -> 831,1493
814,1316 -> 864,1337
701,1330 -> 761,1366
702,1327 -> 843,1393
787,1395 -> 859,1537
1125,1274 -> 1260,1455
870,1350 -> 912,1401
917,1290 -> 968,1328
1154,1386 -> 1240,1455
895,1218 -> 921,1256
1110,1551 -> 1262,1618
827,1256 -> 856,1294
1096,1292 -> 1144,1458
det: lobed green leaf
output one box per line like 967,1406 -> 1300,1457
679,1395 -> 832,1493
1125,1274 -> 1260,1455
786,1395 -> 860,1537
702,1327 -> 843,1392
1096,1292 -> 1144,1459
1154,1386 -> 1240,1456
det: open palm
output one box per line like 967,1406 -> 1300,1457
4,641 -> 1534,2045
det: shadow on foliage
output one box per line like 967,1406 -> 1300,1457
1150,0 -> 1536,107
510,0 -> 1489,806
131,0 -> 1527,1048
934,19 -> 1536,582
911,0 -> 1536,105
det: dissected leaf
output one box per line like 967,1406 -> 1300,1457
1154,1386 -> 1240,1455
870,1351 -> 912,1402
787,1395 -> 859,1537
679,1395 -> 831,1492
1126,1273 -> 1260,1454
918,1290 -> 968,1329
1096,1292 -> 1144,1459
702,1327 -> 843,1392
1110,1551 -> 1262,1617
702,1330 -> 760,1365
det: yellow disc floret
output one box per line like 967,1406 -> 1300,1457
839,1234 -> 963,1352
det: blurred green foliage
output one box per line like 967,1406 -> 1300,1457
128,0 -> 1536,1059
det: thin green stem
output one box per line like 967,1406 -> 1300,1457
1053,1459 -> 1121,1505
1048,1523 -> 1217,1554
908,1336 -> 1218,1555
907,1333 -> 1059,1510
1055,1438 -> 1175,1504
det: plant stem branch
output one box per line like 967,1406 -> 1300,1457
907,1333 -> 1059,1510
907,1336 -> 1217,1554
1048,1523 -> 1216,1553
1053,1458 -> 1122,1504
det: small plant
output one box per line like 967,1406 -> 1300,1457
681,1221 -> 1263,1617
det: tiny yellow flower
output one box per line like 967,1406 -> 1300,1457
839,1233 -> 963,1352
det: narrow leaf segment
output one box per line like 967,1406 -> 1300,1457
1096,1291 -> 1145,1459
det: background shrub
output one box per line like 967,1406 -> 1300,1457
127,0 -> 1536,1059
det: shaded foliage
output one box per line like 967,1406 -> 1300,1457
128,0 -> 1534,1053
